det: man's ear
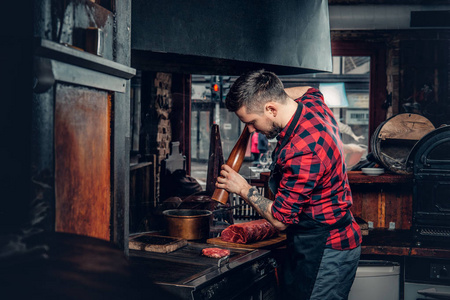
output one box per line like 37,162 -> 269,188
264,102 -> 278,118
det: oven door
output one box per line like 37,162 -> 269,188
414,179 -> 450,228
405,257 -> 450,300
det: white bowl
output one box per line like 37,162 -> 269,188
361,168 -> 384,176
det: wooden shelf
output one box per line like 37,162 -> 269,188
270,229 -> 450,260
35,38 -> 136,79
361,229 -> 450,259
347,171 -> 413,184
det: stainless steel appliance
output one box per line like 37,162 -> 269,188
129,243 -> 278,300
404,256 -> 450,300
349,260 -> 400,300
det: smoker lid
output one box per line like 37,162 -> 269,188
370,113 -> 435,175
406,125 -> 450,173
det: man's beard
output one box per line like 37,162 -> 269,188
265,121 -> 282,139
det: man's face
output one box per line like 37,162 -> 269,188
236,106 -> 282,139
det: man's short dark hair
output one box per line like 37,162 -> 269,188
225,70 -> 288,114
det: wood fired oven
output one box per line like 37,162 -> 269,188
407,125 -> 450,243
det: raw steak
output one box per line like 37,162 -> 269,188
220,219 -> 279,244
202,247 -> 230,258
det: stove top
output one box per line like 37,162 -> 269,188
129,242 -> 277,300
129,242 -> 270,286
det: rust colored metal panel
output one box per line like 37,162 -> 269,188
349,189 -> 363,218
401,189 -> 413,229
360,189 -> 380,227
385,190 -> 400,230
55,84 -> 111,240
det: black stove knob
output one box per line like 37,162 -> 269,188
440,266 -> 448,278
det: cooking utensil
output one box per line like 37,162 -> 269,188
163,209 -> 212,240
212,125 -> 251,204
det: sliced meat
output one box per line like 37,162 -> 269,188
202,247 -> 230,258
220,219 -> 279,244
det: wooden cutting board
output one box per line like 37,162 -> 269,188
206,233 -> 286,250
129,234 -> 187,253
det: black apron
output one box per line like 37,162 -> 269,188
282,212 -> 351,299
268,102 -> 352,300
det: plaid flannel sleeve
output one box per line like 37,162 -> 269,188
271,149 -> 324,225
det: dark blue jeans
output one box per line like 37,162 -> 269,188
310,245 -> 361,300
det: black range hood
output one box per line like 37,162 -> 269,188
131,0 -> 332,75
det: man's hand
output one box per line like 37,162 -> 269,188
215,164 -> 252,198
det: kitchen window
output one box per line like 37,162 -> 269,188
190,41 -> 387,175
281,55 -> 370,169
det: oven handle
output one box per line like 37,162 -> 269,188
218,256 -> 229,268
417,287 -> 450,299
424,158 -> 450,166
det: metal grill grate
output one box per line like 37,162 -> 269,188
230,185 -> 265,221
418,227 -> 450,237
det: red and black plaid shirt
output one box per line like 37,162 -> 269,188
271,88 -> 361,250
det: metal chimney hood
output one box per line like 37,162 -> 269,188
329,4 -> 450,30
131,0 -> 332,75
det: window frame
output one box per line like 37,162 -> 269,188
331,41 -> 387,150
